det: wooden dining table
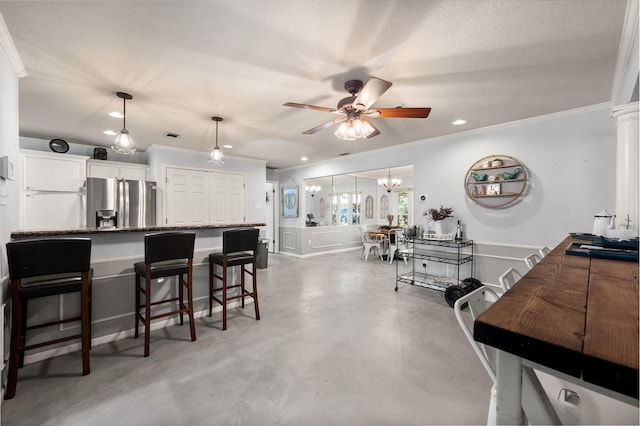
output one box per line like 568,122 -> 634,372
474,236 -> 639,424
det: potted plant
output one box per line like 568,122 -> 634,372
491,157 -> 503,167
424,206 -> 453,235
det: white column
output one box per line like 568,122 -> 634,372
611,103 -> 639,232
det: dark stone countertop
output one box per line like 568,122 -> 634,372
11,223 -> 267,239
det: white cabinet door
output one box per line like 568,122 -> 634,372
210,172 -> 245,223
23,192 -> 84,229
87,160 -> 148,180
165,168 -> 209,224
23,153 -> 86,191
120,166 -> 147,181
87,162 -> 120,179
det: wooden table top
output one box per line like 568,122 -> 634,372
474,236 -> 639,399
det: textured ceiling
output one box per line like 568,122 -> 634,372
0,0 -> 627,169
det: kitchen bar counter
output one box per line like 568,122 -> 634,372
7,222 -> 267,364
11,222 -> 266,239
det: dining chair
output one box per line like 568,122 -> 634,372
5,238 -> 93,399
525,253 -> 542,269
360,226 -> 383,261
454,286 -> 561,425
539,246 -> 551,258
387,229 -> 409,264
134,232 -> 196,357
499,267 -> 523,293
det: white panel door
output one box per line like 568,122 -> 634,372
209,172 -> 245,223
166,168 -> 209,225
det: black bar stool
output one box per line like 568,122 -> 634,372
208,228 -> 260,330
134,232 -> 196,357
5,238 -> 93,400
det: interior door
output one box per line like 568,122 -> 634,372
209,172 -> 245,223
165,168 -> 209,224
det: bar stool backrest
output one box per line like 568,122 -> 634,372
222,228 -> 259,255
144,232 -> 195,264
7,238 -> 91,279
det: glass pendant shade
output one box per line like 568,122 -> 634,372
208,146 -> 225,164
208,116 -> 225,165
334,118 -> 374,141
112,128 -> 136,154
111,92 -> 136,154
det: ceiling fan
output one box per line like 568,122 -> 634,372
284,77 -> 431,141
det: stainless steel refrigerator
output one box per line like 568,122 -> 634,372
86,177 -> 157,228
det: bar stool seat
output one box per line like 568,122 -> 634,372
208,228 -> 260,330
5,238 -> 93,400
134,232 -> 196,357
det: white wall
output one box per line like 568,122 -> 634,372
0,31 -> 21,283
276,104 -> 617,284
280,104 -> 616,249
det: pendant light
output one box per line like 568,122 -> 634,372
208,116 -> 225,165
111,91 -> 136,154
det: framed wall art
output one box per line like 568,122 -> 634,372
281,185 -> 299,218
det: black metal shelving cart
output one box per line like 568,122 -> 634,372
395,237 -> 477,306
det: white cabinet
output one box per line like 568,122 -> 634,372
23,151 -> 86,192
87,159 -> 148,180
20,150 -> 88,230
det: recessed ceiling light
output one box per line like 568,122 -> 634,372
109,112 -> 124,119
301,157 -> 308,161
223,144 -> 233,149
452,119 -> 467,125
103,130 -> 117,136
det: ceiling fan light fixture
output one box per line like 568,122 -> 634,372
208,116 -> 225,165
334,118 -> 374,141
111,91 -> 136,155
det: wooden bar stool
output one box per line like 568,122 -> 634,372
134,232 -> 196,357
5,238 -> 93,400
208,228 -> 260,330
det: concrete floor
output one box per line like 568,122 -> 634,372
2,250 -> 491,425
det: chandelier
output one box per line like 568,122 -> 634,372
378,169 -> 401,193
305,185 -> 321,197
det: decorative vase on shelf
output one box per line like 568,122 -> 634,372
433,220 -> 445,235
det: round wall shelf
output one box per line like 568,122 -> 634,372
464,155 -> 528,208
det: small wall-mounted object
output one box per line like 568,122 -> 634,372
464,155 -> 527,208
0,156 -> 15,180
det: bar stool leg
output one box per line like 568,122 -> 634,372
5,284 -> 22,400
179,273 -> 184,326
187,262 -> 196,342
144,272 -> 151,358
18,297 -> 27,368
252,260 -> 260,321
241,266 -> 246,308
222,259 -> 228,331
134,273 -> 140,339
81,274 -> 90,375
208,262 -> 214,317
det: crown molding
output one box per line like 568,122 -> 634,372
0,12 -> 27,78
611,0 -> 639,105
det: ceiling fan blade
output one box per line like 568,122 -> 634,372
368,107 -> 432,119
283,102 -> 338,114
354,77 -> 392,110
302,117 -> 346,135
